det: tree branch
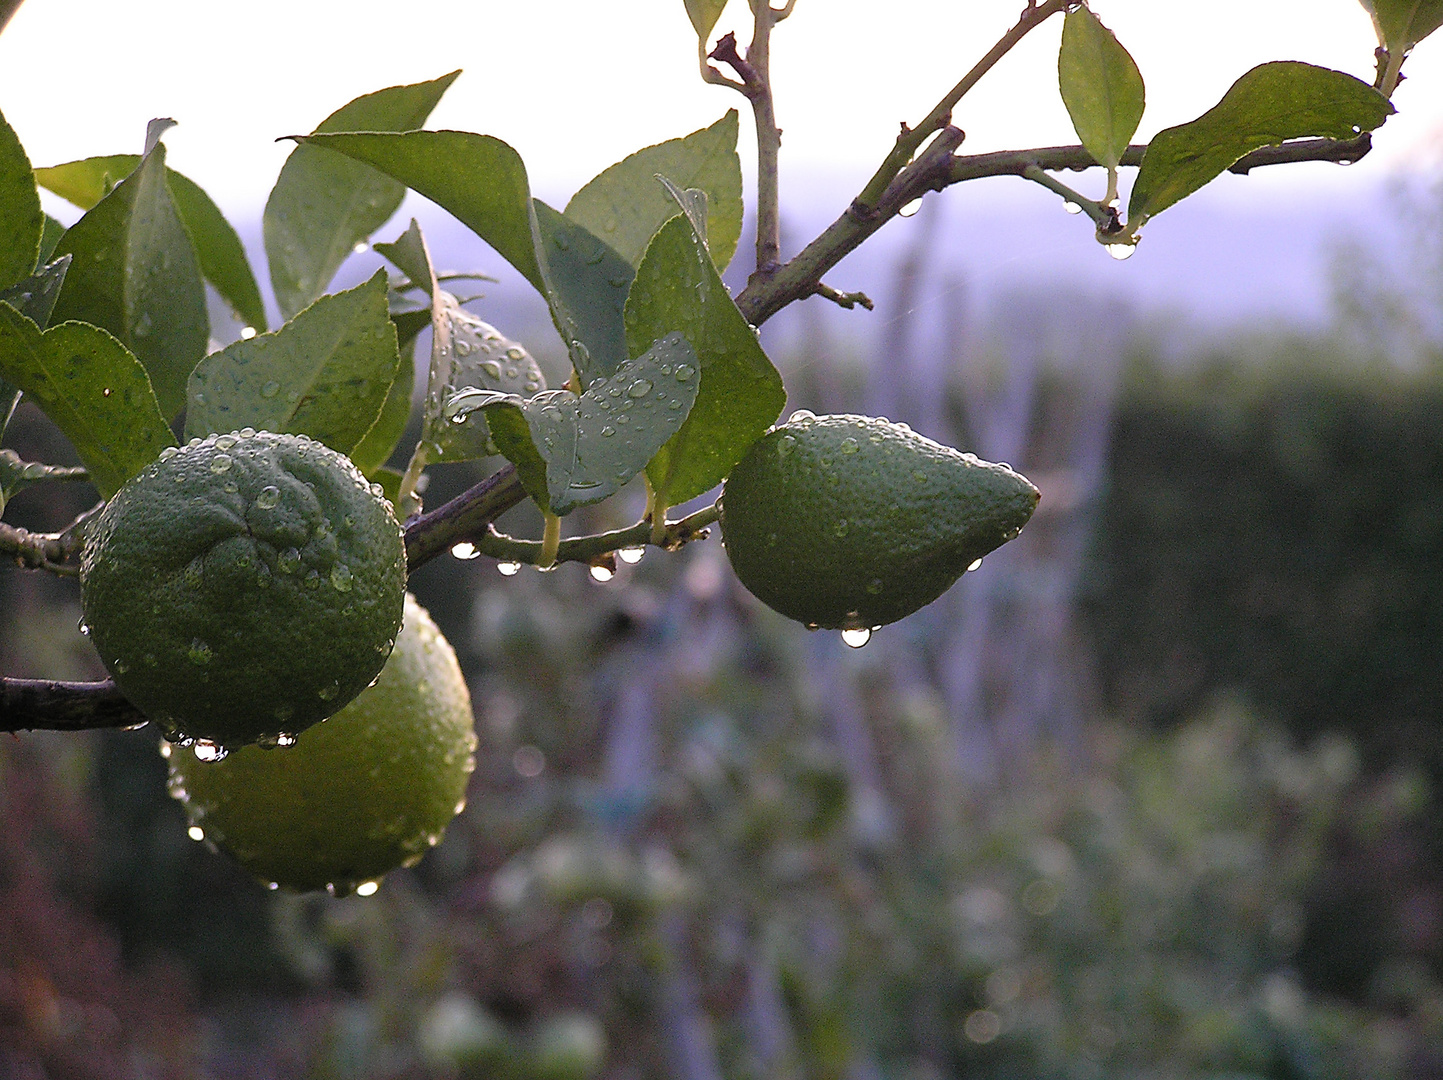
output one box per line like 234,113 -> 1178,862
402,463 -> 527,570
2,678 -> 145,733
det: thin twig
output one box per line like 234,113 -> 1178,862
0,502 -> 103,576
402,463 -> 527,570
812,283 -> 875,310
476,501 -> 720,567
1,678 -> 146,733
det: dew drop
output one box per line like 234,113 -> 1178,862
187,639 -> 213,665
133,312 -> 153,337
331,564 -> 354,592
318,682 -> 340,701
866,578 -> 884,595
789,409 -> 815,423
277,547 -> 301,574
841,626 -> 872,648
967,557 -> 984,572
158,446 -> 178,462
628,378 -> 653,398
240,326 -> 257,340
352,240 -> 369,254
239,427 -> 256,438
260,380 -> 281,398
840,436 -> 859,454
356,880 -> 380,897
618,546 -> 644,565
370,482 -> 385,499
209,454 -> 233,474
899,197 -> 923,218
601,425 -> 616,437
497,561 -> 521,576
1107,243 -> 1136,261
255,485 -> 280,510
589,564 -> 614,582
193,739 -> 225,762
777,434 -> 797,458
78,620 -> 90,637
451,542 -> 480,560
674,364 -> 695,382
188,825 -> 206,841
455,339 -> 472,356
1064,201 -> 1082,215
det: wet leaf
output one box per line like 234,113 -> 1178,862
447,332 -> 699,514
625,204 -> 785,510
533,200 -> 632,380
185,269 -> 399,456
36,155 -> 267,331
565,111 -> 742,271
47,134 -> 207,420
0,302 -> 175,498
0,107 -> 42,291
1129,62 -> 1393,225
1059,5 -> 1145,171
0,255 -> 71,440
264,71 -> 460,320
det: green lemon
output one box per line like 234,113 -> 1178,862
719,412 -> 1040,630
80,429 -> 407,747
165,594 -> 476,894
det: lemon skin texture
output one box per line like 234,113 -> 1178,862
719,413 -> 1040,629
80,430 -> 406,747
166,595 -> 476,894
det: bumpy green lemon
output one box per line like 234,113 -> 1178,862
719,412 -> 1040,629
166,594 -> 476,894
80,429 -> 406,747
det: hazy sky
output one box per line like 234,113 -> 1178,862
2,0 -> 1440,214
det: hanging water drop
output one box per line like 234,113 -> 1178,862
1064,201 -> 1082,215
589,564 -> 614,582
193,740 -> 226,762
497,561 -> 521,576
451,542 -> 480,560
899,197 -> 923,218
618,547 -> 644,564
356,880 -> 380,896
1107,243 -> 1136,261
841,626 -> 872,648
967,557 -> 983,572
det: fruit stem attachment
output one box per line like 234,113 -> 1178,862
539,512 -> 562,569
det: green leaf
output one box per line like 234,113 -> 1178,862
533,200 -> 632,380
626,212 -> 786,509
390,306 -> 431,350
375,218 -> 435,299
349,318 -> 416,476
421,291 -> 547,464
447,332 -> 700,514
0,255 -> 71,441
0,107 -> 42,292
47,137 -> 207,420
0,303 -> 176,498
37,214 -> 64,267
264,71 -> 460,321
684,0 -> 729,40
1059,5 -> 1145,172
185,269 -> 399,456
1129,62 -> 1394,226
36,154 -> 268,332
1359,0 -> 1443,51
564,111 -> 743,271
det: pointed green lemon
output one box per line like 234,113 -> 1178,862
166,594 -> 476,894
719,413 -> 1039,629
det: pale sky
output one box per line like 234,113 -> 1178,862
2,0 -> 1440,217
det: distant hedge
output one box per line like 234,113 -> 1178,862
1086,359 -> 1443,770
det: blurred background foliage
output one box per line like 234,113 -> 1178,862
4,180 -> 1443,1079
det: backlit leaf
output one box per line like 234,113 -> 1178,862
0,303 -> 175,498
1059,6 -> 1145,171
1358,0 -> 1443,51
48,135 -> 207,420
265,71 -> 460,320
1129,62 -> 1393,226
0,106 -> 41,291
565,111 -> 743,270
0,255 -> 71,440
684,0 -> 729,41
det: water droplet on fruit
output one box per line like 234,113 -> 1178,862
277,548 -> 300,574
209,454 -> 233,474
866,578 -> 884,595
187,639 -> 212,665
833,520 -> 849,538
967,557 -> 983,572
331,564 -> 354,591
841,627 -> 872,648
840,437 -> 859,454
255,485 -> 280,510
497,561 -> 521,576
451,542 -> 480,560
78,620 -> 90,636
370,482 -> 385,499
590,564 -> 614,582
777,435 -> 797,457
159,446 -> 178,462
188,825 -> 206,841
193,739 -> 225,762
789,409 -> 815,423
260,380 -> 281,398
618,547 -> 644,564
239,427 -> 257,438
318,682 -> 340,701
601,425 -> 615,437
356,880 -> 380,897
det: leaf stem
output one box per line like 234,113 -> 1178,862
1021,164 -> 1117,232
478,501 -> 720,567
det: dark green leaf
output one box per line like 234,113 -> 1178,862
0,107 -> 42,291
533,200 -> 632,380
36,154 -> 268,332
447,332 -> 700,515
48,137 -> 207,420
1130,62 -> 1394,225
1359,0 -> 1443,51
264,71 -> 460,321
185,269 -> 399,455
626,213 -> 785,509
684,0 -> 729,41
421,291 -> 546,464
37,214 -> 64,266
0,255 -> 70,441
390,307 -> 431,350
565,112 -> 743,271
375,218 -> 435,299
1059,6 -> 1145,171
0,303 -> 176,498
349,320 -> 415,476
